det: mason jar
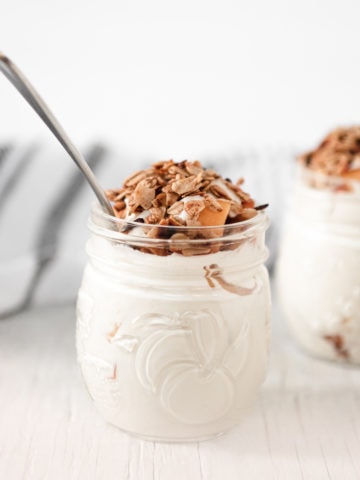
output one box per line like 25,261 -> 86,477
76,206 -> 270,441
277,165 -> 360,363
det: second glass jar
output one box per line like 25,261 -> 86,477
277,167 -> 360,363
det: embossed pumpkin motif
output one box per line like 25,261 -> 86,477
130,309 -> 249,425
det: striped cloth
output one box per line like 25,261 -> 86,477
0,144 -> 296,319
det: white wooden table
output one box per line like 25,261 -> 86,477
1,301 -> 360,480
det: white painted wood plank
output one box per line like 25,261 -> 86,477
153,443 -> 202,480
1,303 -> 360,480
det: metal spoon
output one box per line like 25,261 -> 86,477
0,52 -> 114,216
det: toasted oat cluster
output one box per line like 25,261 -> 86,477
299,126 -> 360,179
106,160 -> 259,227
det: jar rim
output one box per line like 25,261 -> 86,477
89,203 -> 269,247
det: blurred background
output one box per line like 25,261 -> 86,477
1,0 -> 360,314
2,0 -> 360,155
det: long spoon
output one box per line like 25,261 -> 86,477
0,52 -> 114,216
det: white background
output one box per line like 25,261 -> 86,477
1,0 -> 360,159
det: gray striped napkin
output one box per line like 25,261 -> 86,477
0,144 -> 295,319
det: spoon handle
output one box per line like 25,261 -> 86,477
0,52 -> 114,216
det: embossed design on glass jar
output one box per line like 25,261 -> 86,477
107,323 -> 140,352
80,354 -> 121,411
82,354 -> 117,380
76,290 -> 94,361
131,309 -> 249,425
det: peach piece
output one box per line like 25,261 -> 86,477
198,199 -> 231,226
342,169 -> 360,180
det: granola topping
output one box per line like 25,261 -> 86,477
299,126 -> 360,180
105,160 -> 266,256
106,160 -> 258,224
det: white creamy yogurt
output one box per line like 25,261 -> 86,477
77,211 -> 270,441
277,170 -> 360,363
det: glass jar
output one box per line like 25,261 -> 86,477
76,206 -> 270,441
277,166 -> 360,363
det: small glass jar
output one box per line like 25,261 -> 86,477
76,206 -> 270,441
277,166 -> 360,363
